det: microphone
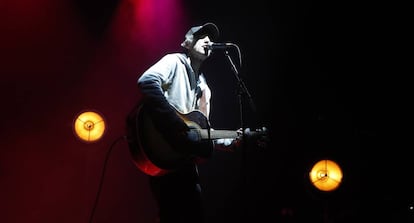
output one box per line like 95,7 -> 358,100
206,42 -> 234,50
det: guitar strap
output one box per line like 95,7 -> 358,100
177,53 -> 198,91
176,53 -> 204,114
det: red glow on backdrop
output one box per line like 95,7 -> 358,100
111,0 -> 188,57
0,0 -> 189,222
135,0 -> 186,44
1,0 -> 83,81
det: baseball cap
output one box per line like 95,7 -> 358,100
181,23 -> 219,47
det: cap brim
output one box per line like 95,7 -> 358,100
193,23 -> 219,41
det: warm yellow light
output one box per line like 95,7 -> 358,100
309,159 -> 343,192
74,111 -> 106,142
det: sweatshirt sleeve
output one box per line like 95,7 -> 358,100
137,55 -> 190,152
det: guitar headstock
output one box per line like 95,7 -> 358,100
244,127 -> 269,149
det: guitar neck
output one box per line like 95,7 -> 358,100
179,109 -> 239,140
197,129 -> 239,140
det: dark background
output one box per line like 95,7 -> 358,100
0,0 -> 410,222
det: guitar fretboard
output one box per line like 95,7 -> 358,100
196,129 -> 239,140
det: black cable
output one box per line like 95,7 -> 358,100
88,135 -> 127,223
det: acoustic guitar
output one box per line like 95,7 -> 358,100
126,104 -> 266,176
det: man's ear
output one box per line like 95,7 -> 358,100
180,39 -> 192,50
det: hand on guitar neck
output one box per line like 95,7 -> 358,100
188,126 -> 268,153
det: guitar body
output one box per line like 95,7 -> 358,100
126,104 -> 212,177
126,104 -> 266,177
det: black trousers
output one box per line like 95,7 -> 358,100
149,164 -> 205,223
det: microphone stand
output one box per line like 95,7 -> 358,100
223,48 -> 256,128
223,48 -> 256,218
224,50 -> 256,116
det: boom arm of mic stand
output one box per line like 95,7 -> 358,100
224,50 -> 257,117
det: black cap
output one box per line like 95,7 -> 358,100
183,22 -> 219,42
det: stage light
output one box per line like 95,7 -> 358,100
309,159 -> 343,192
73,111 -> 106,142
